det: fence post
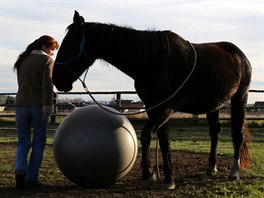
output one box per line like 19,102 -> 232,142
192,114 -> 199,122
50,93 -> 58,124
116,92 -> 121,111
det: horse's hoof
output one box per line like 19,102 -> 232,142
141,173 -> 156,188
228,174 -> 240,181
162,182 -> 176,190
206,165 -> 218,177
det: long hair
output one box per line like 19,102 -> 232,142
14,35 -> 59,70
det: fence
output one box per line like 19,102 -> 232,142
0,90 -> 263,122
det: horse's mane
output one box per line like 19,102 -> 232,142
103,23 -> 174,65
66,22 -> 178,65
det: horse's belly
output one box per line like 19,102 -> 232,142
175,79 -> 238,114
176,93 -> 229,114
177,102 -> 224,114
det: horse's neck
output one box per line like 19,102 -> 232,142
95,25 -> 143,80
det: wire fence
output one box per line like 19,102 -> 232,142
0,90 -> 263,122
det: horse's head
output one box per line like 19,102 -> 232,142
53,11 -> 95,92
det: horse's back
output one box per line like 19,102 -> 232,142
213,41 -> 252,95
174,41 -> 251,114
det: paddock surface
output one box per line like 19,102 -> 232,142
0,120 -> 263,197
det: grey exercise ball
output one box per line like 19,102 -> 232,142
53,105 -> 138,187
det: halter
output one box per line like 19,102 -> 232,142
55,24 -> 197,115
55,23 -> 89,88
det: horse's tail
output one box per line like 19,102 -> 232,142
231,52 -> 252,170
240,122 -> 252,169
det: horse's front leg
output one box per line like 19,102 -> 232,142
140,109 -> 173,188
140,120 -> 156,186
157,123 -> 175,189
206,110 -> 222,176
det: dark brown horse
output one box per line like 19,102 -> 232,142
53,11 -> 252,189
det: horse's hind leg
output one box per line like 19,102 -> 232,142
157,123 -> 175,189
206,110 -> 222,176
229,92 -> 249,180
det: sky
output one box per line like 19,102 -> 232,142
0,0 -> 263,103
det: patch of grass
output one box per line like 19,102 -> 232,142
0,119 -> 263,197
248,120 -> 264,128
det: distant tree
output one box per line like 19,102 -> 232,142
70,97 -> 83,103
108,96 -> 118,106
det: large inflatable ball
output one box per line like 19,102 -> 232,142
53,105 -> 138,187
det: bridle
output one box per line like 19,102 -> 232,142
54,23 -> 197,116
55,23 -> 90,89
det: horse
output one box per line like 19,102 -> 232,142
53,11 -> 252,189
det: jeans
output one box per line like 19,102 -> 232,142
15,106 -> 49,182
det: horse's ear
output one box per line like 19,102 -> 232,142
80,16 -> 85,23
73,10 -> 84,26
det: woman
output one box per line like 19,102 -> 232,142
13,35 -> 59,189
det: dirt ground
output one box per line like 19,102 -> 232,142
0,146 -> 234,198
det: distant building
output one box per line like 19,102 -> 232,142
253,101 -> 264,112
119,100 -> 145,112
254,102 -> 264,107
